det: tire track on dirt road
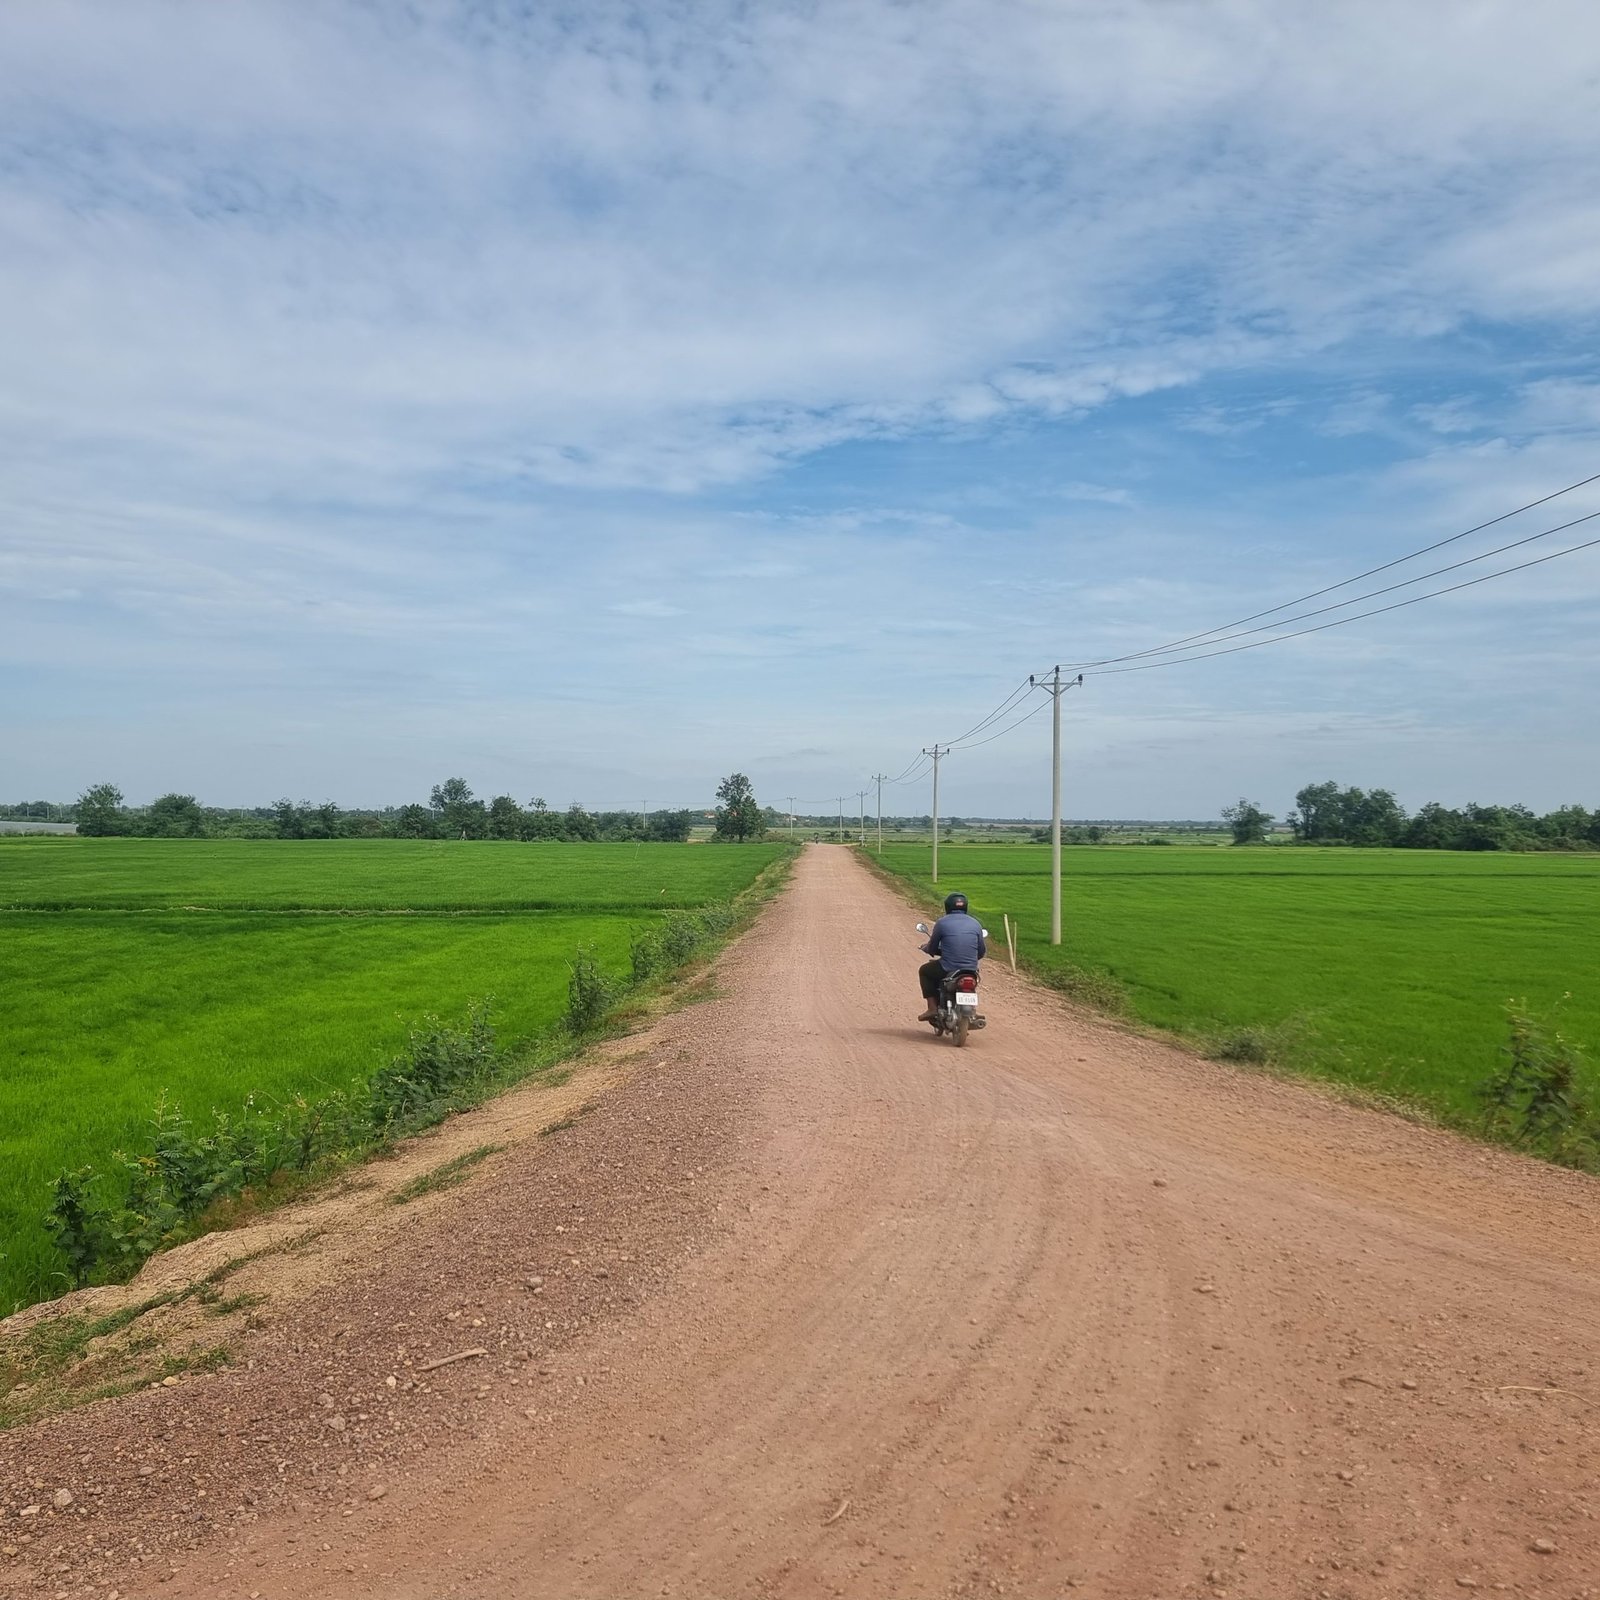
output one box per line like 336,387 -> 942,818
7,843 -> 1598,1599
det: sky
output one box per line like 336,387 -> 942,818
3,0 -> 1599,821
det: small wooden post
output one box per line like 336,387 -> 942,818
1004,913 -> 1017,974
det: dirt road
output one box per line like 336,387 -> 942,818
7,844 -> 1599,1598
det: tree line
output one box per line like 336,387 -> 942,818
54,773 -> 775,844
1221,782 -> 1600,850
67,780 -> 701,842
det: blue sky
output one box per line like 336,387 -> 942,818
3,0 -> 1598,819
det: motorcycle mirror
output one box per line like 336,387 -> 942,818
915,922 -> 929,934
982,928 -> 990,938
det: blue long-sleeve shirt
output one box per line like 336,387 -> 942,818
923,911 -> 986,973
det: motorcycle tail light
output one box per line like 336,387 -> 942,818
956,974 -> 977,992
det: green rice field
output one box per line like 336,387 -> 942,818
0,837 -> 775,911
876,843 -> 1600,1120
0,838 -> 785,1313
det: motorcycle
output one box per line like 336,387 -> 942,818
915,921 -> 988,1046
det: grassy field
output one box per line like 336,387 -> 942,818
875,843 -> 1600,1122
0,839 -> 785,1313
0,836 -> 777,910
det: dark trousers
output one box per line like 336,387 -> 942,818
919,959 -> 948,1000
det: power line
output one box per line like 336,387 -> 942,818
1066,508 -> 1600,668
1082,533 -> 1600,677
946,696 -> 1052,751
885,751 -> 931,784
873,480 -> 1600,785
1063,469 -> 1600,671
939,676 -> 1037,747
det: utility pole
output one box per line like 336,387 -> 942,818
1029,667 -> 1084,946
856,788 -> 869,846
837,796 -> 845,843
871,773 -> 888,852
786,796 -> 795,841
922,745 -> 949,885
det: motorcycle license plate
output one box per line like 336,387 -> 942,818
955,992 -> 979,1008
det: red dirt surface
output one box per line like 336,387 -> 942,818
4,844 -> 1597,1599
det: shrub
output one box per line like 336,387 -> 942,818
629,907 -> 735,988
565,948 -> 619,1033
1480,998 -> 1595,1165
1210,1028 -> 1274,1065
630,925 -> 666,984
368,1001 -> 496,1132
44,1168 -> 110,1290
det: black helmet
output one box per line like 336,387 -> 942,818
943,892 -> 968,914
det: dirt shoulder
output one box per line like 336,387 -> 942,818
0,970 -> 762,1593
5,845 -> 1599,1600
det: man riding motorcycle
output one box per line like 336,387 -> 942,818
917,891 -> 987,1022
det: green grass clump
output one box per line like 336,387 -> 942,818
873,843 -> 1600,1132
389,1144 -> 506,1206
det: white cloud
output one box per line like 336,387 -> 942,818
609,599 -> 686,619
4,0 -> 1599,499
1411,399 -> 1487,436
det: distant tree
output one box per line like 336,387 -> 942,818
648,809 -> 694,843
1289,780 -> 1343,842
1221,798 -> 1273,845
1287,782 -> 1406,847
1346,787 -> 1406,846
1454,802 -> 1539,852
1403,800 -> 1463,850
564,802 -> 599,842
487,794 -> 524,840
395,803 -> 433,839
714,773 -> 763,842
429,777 -> 485,839
272,797 -> 304,840
305,800 -> 343,840
75,782 -> 127,837
1539,804 -> 1593,848
145,793 -> 206,838
522,797 -> 565,840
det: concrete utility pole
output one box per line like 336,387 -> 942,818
922,745 -> 949,885
871,773 -> 889,852
857,789 -> 868,846
1029,667 -> 1084,946
837,796 -> 845,843
786,796 -> 795,841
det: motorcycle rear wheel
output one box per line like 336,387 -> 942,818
953,1010 -> 970,1047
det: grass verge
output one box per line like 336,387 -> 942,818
0,1233 -> 319,1431
388,1144 -> 505,1205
